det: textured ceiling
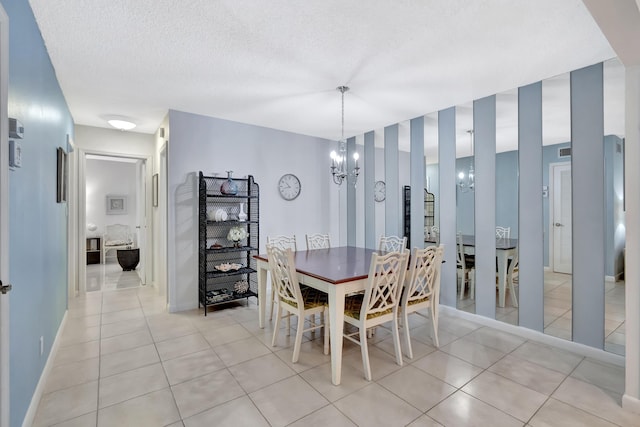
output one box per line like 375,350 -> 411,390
28,0 -> 618,153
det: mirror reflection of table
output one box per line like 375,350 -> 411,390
426,235 -> 518,307
255,246 -> 376,385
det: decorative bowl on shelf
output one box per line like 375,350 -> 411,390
214,263 -> 242,272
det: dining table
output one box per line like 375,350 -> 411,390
254,246 -> 376,386
428,234 -> 518,307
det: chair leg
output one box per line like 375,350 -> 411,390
292,313 -> 305,363
508,276 -> 519,307
403,309 -> 413,359
269,288 -> 275,321
458,271 -> 466,300
470,270 -> 475,300
391,317 -> 403,367
323,310 -> 329,355
271,305 -> 282,347
359,326 -> 372,381
430,303 -> 440,348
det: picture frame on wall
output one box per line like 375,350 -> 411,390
106,194 -> 128,215
152,173 -> 159,207
56,147 -> 67,203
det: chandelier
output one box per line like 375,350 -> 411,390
330,86 -> 360,186
458,130 -> 475,192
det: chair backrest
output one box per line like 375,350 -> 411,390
267,235 -> 297,251
266,245 -> 303,309
104,224 -> 131,243
456,233 -> 466,269
306,233 -> 331,250
496,226 -> 511,239
378,235 -> 407,253
403,245 -> 444,307
359,249 -> 409,320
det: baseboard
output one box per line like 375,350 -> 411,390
544,266 -> 551,272
605,275 -> 616,282
439,305 -> 625,367
22,310 -> 68,427
622,394 -> 640,415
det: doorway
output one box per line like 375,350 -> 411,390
551,162 -> 572,274
80,153 -> 150,293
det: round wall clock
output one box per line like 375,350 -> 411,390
278,174 -> 301,201
374,180 -> 386,202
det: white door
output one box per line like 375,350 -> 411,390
553,163 -> 572,273
0,5 -> 10,425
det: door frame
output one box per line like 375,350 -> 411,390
0,5 -> 9,425
75,149 -> 153,295
549,161 -> 571,273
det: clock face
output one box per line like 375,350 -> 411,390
278,174 -> 301,201
374,180 -> 386,202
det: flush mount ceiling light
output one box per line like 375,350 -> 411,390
107,118 -> 136,131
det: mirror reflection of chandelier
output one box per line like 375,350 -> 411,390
330,86 -> 360,186
458,129 -> 475,192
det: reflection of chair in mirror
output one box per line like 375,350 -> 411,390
429,226 -> 439,241
102,224 -> 134,264
305,233 -> 331,250
456,234 -> 475,300
401,245 -> 444,355
495,226 -> 511,239
378,235 -> 407,252
503,250 -> 519,307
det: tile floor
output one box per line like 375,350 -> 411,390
32,277 -> 637,426
457,271 -> 626,356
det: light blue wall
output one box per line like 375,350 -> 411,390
2,1 -> 74,425
167,110 -> 332,311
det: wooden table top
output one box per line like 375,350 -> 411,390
254,246 -> 377,284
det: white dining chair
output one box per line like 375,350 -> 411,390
400,245 -> 444,356
378,235 -> 407,252
267,235 -> 298,321
305,233 -> 331,250
343,249 -> 409,381
267,245 -> 329,363
457,234 -> 475,300
495,226 -> 511,239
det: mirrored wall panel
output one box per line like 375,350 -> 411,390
603,58 -> 625,355
495,88 -> 519,325
425,112 -> 439,245
456,103 -> 475,313
542,71 -> 572,341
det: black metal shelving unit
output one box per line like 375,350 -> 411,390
198,172 -> 259,315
